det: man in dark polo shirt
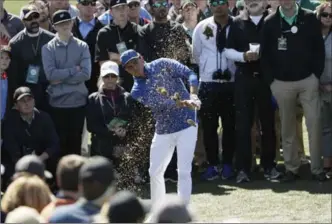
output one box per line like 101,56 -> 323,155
73,0 -> 104,93
261,0 -> 327,182
8,5 -> 54,112
138,0 -> 190,64
2,87 -> 59,185
95,0 -> 141,92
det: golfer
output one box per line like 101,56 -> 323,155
120,49 -> 201,205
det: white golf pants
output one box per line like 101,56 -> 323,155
149,126 -> 198,206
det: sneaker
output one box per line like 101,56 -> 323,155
325,168 -> 332,178
221,164 -> 234,180
201,166 -> 219,181
312,172 -> 328,182
264,167 -> 282,180
236,171 -> 250,183
281,171 -> 299,182
300,155 -> 309,164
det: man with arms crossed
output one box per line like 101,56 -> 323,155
120,49 -> 201,205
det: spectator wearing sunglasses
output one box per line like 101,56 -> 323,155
98,0 -> 152,25
128,0 -> 151,25
139,0 -> 190,64
72,0 -> 104,94
8,5 -> 55,113
95,0 -> 142,92
86,61 -> 143,188
317,2 -> 332,177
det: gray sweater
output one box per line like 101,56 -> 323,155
320,33 -> 332,102
42,35 -> 91,108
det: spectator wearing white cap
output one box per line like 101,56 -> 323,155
86,61 -> 142,187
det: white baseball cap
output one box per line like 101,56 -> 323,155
100,61 -> 119,77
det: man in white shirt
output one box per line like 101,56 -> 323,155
192,0 -> 236,181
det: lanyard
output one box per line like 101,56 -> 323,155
105,95 -> 118,116
31,34 -> 41,57
116,27 -> 122,42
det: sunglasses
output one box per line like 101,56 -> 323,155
81,1 -> 97,6
24,13 -> 40,21
104,74 -> 118,78
321,12 -> 332,19
210,0 -> 227,7
151,2 -> 168,8
128,2 -> 140,8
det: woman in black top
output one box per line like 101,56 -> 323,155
86,61 -> 142,189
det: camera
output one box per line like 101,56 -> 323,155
212,69 -> 232,81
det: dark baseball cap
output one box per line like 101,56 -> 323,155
120,49 -> 140,66
21,5 -> 40,20
52,10 -> 72,25
108,191 -> 151,223
110,0 -> 127,8
181,0 -> 197,9
149,194 -> 193,223
13,87 -> 34,102
15,155 -> 53,179
79,156 -> 114,186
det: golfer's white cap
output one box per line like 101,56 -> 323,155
100,61 -> 119,77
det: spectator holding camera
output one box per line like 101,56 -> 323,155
192,0 -> 236,181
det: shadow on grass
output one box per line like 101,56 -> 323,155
137,164 -> 331,200
191,163 -> 332,195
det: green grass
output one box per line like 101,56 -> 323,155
4,0 -> 76,15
